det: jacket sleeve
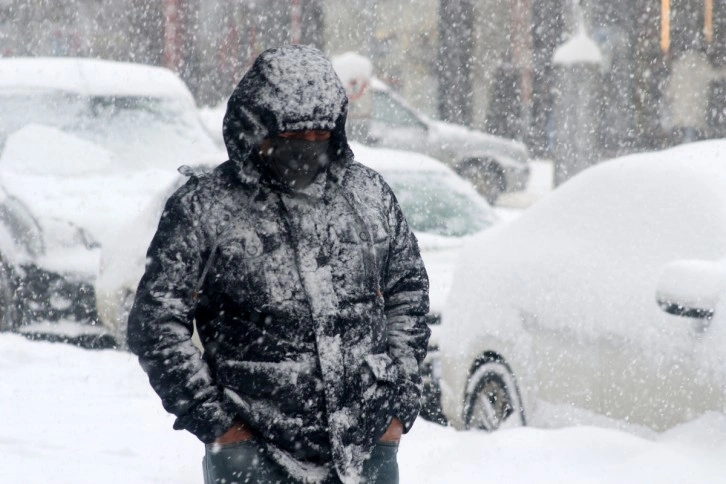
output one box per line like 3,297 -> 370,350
382,188 -> 431,433
126,189 -> 236,444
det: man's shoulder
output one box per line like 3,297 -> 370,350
167,160 -> 242,207
344,159 -> 391,194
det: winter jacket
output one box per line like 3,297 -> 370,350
127,45 -> 430,483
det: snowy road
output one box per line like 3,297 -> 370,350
1,334 -> 725,484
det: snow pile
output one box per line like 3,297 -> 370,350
1,333 -> 725,483
331,52 -> 373,97
553,28 -> 603,65
0,124 -> 114,176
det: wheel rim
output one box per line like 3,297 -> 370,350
464,360 -> 525,431
468,375 -> 512,430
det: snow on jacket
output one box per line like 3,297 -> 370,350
127,45 -> 430,483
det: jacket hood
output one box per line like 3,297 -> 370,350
222,45 -> 353,183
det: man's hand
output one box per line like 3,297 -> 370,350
379,417 -> 403,443
214,422 -> 253,444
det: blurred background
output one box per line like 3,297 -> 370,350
3,0 -> 725,163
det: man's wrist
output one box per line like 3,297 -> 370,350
380,417 -> 403,443
214,421 -> 253,444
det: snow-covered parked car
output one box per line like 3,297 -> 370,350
95,143 -> 497,421
0,57 -> 222,345
331,52 -> 530,204
440,140 -> 726,433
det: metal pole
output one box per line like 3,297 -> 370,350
661,0 -> 670,53
705,0 -> 713,44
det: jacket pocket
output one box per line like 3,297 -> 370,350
364,353 -> 399,383
216,358 -> 322,409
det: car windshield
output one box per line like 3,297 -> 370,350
372,91 -> 425,129
382,170 -> 495,237
0,91 -> 217,171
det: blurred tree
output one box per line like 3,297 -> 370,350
589,0 -> 638,156
437,0 -> 474,125
530,0 -> 565,158
486,63 -> 522,139
707,0 -> 726,66
128,0 -> 164,65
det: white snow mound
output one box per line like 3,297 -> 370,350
0,124 -> 114,176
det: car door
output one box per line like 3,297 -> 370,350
520,310 -> 603,416
599,314 -> 725,430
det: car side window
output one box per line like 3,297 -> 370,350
372,91 -> 426,129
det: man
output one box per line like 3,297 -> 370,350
127,45 -> 430,483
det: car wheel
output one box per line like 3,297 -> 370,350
457,160 -> 506,204
464,356 -> 526,431
0,260 -> 16,331
113,289 -> 136,349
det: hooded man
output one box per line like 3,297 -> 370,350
127,45 -> 430,484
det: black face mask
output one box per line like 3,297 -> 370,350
261,138 -> 330,189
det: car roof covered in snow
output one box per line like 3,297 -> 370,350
0,57 -> 195,102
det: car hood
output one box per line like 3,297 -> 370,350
425,117 -> 528,162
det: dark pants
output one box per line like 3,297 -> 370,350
202,440 -> 399,484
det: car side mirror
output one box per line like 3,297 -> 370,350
655,260 -> 724,323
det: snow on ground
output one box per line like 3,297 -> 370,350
1,334 -> 725,484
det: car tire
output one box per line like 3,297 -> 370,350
0,259 -> 16,331
113,289 -> 136,350
463,356 -> 526,431
456,160 -> 506,205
